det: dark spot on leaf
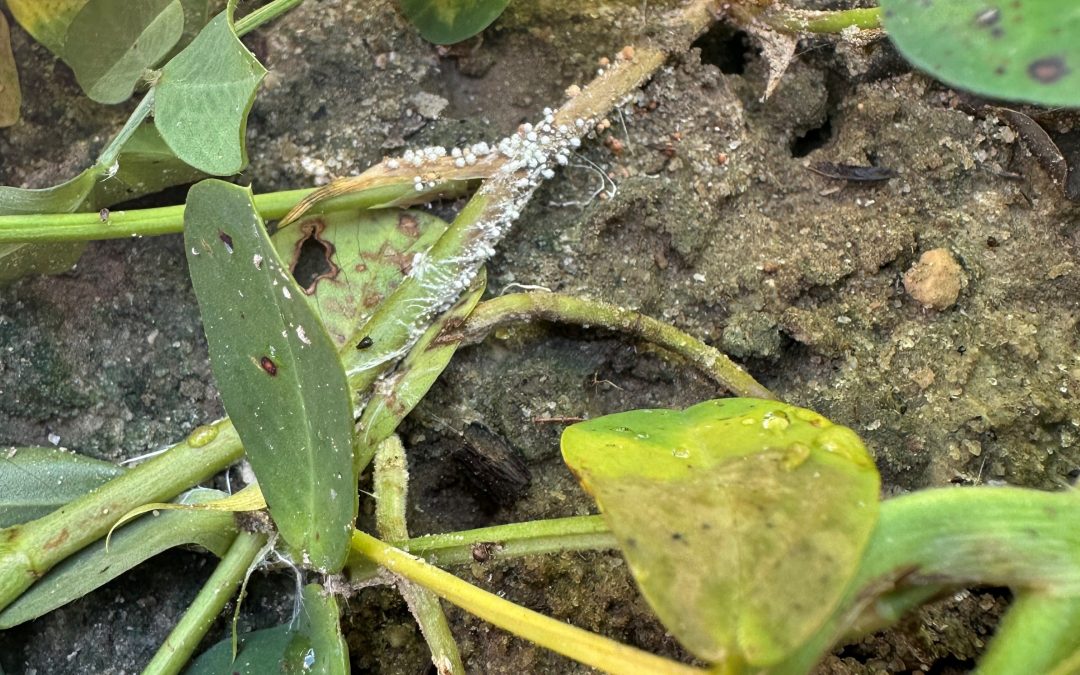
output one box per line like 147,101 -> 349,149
626,537 -> 638,548
218,230 -> 234,254
1029,56 -> 1069,84
356,336 -> 374,350
671,532 -> 684,541
991,26 -> 1004,38
259,356 -> 278,376
995,64 -> 1007,75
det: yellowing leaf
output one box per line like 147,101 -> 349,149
0,12 -> 20,127
5,0 -> 89,55
561,398 -> 880,666
107,484 -> 265,547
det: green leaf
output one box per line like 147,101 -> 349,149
399,0 -> 510,44
0,447 -> 125,527
186,584 -> 348,675
63,0 -> 184,104
88,123 -> 205,206
0,12 -> 21,127
0,122 -> 203,283
0,170 -> 96,283
155,10 -> 266,174
184,180 -> 356,572
4,0 -> 89,56
357,268 -> 486,451
881,0 -> 1080,107
270,209 -> 449,351
561,398 -> 880,666
178,0 -> 212,50
0,488 -> 237,629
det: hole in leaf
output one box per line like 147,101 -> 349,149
693,25 -> 751,75
290,221 -> 338,294
790,116 -> 833,158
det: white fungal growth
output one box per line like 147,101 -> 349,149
353,106 -> 600,393
296,325 -> 312,345
253,254 -> 263,269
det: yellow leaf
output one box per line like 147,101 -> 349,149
106,484 -> 266,549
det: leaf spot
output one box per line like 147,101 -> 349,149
1028,56 -> 1069,84
259,356 -> 278,376
218,230 -> 234,253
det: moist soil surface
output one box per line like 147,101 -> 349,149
1,1 -> 1077,673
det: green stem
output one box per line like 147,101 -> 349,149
98,90 -> 156,168
0,419 -> 244,612
350,530 -> 705,675
976,591 -> 1080,675
0,182 -> 471,244
235,0 -> 305,36
348,515 -> 615,581
374,436 -> 465,675
143,531 -> 269,675
460,293 -> 773,399
775,487 -> 1080,674
764,7 -> 882,34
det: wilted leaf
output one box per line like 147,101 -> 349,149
186,584 -> 348,675
63,0 -> 184,104
399,0 -> 510,44
882,0 -> 1080,107
155,10 -> 266,174
0,488 -> 237,629
185,180 -> 355,572
0,447 -> 125,527
271,209 -> 448,351
108,484 -> 266,545
561,398 -> 880,666
5,0 -> 89,56
0,12 -> 20,127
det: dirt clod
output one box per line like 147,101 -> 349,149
903,248 -> 967,310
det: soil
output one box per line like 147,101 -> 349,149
1,0 -> 1078,673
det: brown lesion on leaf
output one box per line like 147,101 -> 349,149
289,219 -> 340,295
396,212 -> 421,238
360,241 -> 414,275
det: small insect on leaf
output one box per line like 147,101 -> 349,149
356,336 -> 374,350
259,356 -> 277,376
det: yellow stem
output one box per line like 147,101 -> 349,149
350,530 -> 708,675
